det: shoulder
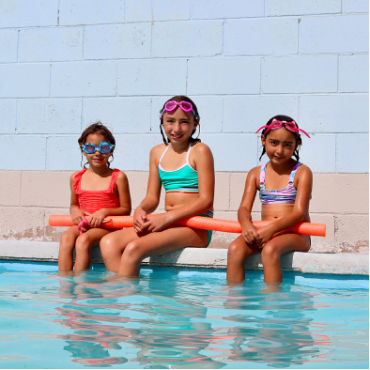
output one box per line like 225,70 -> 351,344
114,169 -> 128,181
295,163 -> 313,189
296,163 -> 312,178
247,166 -> 262,178
150,143 -> 167,158
249,166 -> 261,176
70,170 -> 83,182
191,142 -> 213,157
247,166 -> 261,183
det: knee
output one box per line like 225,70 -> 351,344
59,232 -> 75,252
123,241 -> 143,262
100,234 -> 115,256
75,234 -> 92,253
228,242 -> 248,262
261,242 -> 280,264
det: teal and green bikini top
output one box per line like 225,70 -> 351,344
158,143 -> 199,193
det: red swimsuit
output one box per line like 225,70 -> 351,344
73,168 -> 120,214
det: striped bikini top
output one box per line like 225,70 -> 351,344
73,168 -> 120,213
158,143 -> 199,193
259,162 -> 301,205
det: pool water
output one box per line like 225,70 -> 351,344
0,261 -> 368,369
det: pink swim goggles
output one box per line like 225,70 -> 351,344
160,100 -> 199,119
256,119 -> 310,138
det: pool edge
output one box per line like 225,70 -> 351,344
0,240 -> 368,275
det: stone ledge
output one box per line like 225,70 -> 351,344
0,240 -> 368,276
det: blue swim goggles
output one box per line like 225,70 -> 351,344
82,142 -> 114,154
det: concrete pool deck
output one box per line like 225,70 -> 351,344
0,240 -> 368,276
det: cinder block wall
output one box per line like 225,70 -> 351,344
0,0 -> 368,253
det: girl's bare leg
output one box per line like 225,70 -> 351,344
58,226 -> 80,272
226,235 -> 260,282
74,228 -> 110,273
100,228 -> 142,272
110,227 -> 209,276
261,233 -> 310,283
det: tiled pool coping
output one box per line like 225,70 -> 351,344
0,240 -> 368,275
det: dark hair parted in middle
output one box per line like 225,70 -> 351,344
259,115 -> 302,162
159,95 -> 201,145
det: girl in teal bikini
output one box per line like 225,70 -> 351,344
100,96 -> 215,276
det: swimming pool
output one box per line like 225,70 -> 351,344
0,261 -> 368,369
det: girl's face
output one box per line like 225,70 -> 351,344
261,127 -> 298,165
81,133 -> 113,169
162,107 -> 198,144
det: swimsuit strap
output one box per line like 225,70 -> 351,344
186,142 -> 192,165
288,162 -> 302,185
107,169 -> 120,192
158,144 -> 171,166
73,168 -> 87,193
260,163 -> 267,185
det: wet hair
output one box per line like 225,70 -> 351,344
259,115 -> 302,162
78,122 -> 116,168
159,95 -> 201,145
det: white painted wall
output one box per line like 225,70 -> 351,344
0,0 -> 368,173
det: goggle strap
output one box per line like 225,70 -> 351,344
297,128 -> 310,138
255,125 -> 271,134
256,122 -> 310,138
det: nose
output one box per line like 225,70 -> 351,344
172,122 -> 182,132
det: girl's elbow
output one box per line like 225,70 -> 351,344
293,210 -> 306,222
203,197 -> 213,210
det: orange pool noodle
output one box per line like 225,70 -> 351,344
49,215 -> 326,237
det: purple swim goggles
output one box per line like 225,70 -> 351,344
256,119 -> 310,138
160,100 -> 199,119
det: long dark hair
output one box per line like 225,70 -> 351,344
159,95 -> 201,145
259,115 -> 302,162
78,122 -> 116,168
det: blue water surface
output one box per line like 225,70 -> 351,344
0,261 -> 368,369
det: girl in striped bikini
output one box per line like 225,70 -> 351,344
58,123 -> 131,274
100,96 -> 215,277
227,115 -> 312,285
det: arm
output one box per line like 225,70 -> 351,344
87,171 -> 132,228
133,145 -> 163,232
69,173 -> 86,225
143,143 -> 215,232
237,167 -> 261,245
257,165 -> 313,245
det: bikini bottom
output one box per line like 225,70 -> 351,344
198,210 -> 213,247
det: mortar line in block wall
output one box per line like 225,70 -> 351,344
297,17 -> 300,54
3,51 -> 369,65
48,64 -> 52,98
16,29 -> 20,62
336,55 -> 339,92
0,13 -> 360,32
57,0 -> 61,26
81,26 -> 85,60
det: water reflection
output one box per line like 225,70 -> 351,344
51,270 -> 332,368
221,282 -> 330,368
54,273 -> 226,368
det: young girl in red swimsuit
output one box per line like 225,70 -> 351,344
227,115 -> 312,285
58,122 -> 131,274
